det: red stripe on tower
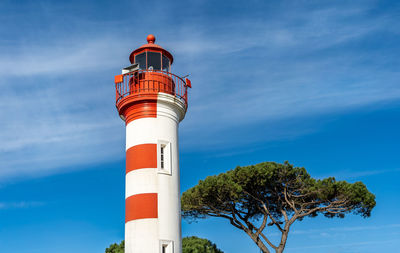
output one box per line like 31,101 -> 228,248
117,94 -> 158,125
125,193 -> 158,222
126,144 -> 157,173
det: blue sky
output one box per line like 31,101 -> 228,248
0,0 -> 399,252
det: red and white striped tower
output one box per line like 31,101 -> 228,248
114,35 -> 191,253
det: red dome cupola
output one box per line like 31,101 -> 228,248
129,34 -> 174,70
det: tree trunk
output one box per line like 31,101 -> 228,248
275,227 -> 289,253
253,236 -> 270,253
256,238 -> 270,253
246,231 -> 271,253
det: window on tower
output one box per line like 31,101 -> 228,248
147,51 -> 161,70
160,145 -> 165,169
158,141 -> 171,175
160,240 -> 173,253
162,54 -> 170,72
135,52 -> 146,70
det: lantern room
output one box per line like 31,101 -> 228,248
129,34 -> 173,72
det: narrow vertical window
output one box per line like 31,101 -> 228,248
158,141 -> 171,175
160,145 -> 165,169
160,240 -> 173,253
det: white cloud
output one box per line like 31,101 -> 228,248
287,238 -> 399,250
292,223 -> 400,235
316,168 -> 400,180
0,201 -> 44,209
0,37 -> 129,77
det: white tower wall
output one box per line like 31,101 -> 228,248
124,93 -> 186,253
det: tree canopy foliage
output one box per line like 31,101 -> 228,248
105,240 -> 124,253
181,161 -> 376,253
182,236 -> 223,253
105,236 -> 223,253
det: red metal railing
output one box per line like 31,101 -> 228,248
115,69 -> 188,107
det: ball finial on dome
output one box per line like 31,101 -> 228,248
147,34 -> 156,44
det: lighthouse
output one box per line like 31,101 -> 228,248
114,35 -> 191,253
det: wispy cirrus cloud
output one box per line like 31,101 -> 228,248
0,37 -> 128,77
287,238 -> 400,251
0,36 -> 128,180
292,223 -> 400,236
266,223 -> 400,251
316,167 -> 400,181
0,0 -> 399,181
174,5 -> 400,147
0,201 -> 45,209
